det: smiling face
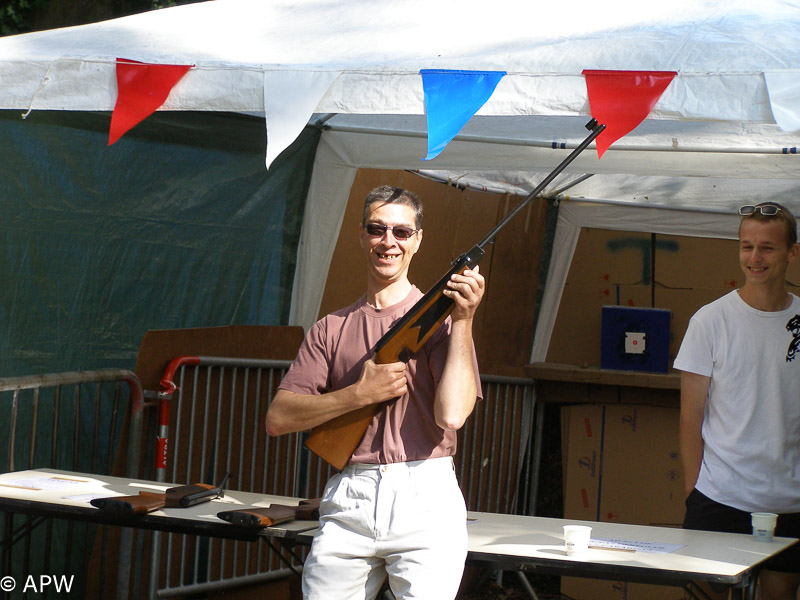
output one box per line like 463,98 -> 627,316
738,218 -> 799,290
359,201 -> 423,289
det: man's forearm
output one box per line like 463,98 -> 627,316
266,358 -> 410,436
434,319 -> 478,431
679,371 -> 710,496
266,388 -> 362,436
679,414 -> 704,496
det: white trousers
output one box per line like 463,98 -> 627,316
302,456 -> 467,600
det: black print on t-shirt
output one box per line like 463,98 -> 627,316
787,314 -> 800,363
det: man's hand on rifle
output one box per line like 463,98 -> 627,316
267,361 -> 405,435
444,266 -> 485,323
355,358 -> 408,404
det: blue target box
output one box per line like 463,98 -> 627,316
600,306 -> 671,373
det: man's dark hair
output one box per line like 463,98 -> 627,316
739,201 -> 798,247
362,186 -> 423,229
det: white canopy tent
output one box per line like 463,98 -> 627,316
1,0 -> 799,360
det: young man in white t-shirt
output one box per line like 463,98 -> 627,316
674,201 -> 800,600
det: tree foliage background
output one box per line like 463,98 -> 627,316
1,0 -> 201,35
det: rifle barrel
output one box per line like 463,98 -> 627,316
476,119 -> 605,250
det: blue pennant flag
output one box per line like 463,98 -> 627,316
421,69 -> 506,160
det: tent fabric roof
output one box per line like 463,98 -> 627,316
1,0 -> 798,122
1,0 -> 798,212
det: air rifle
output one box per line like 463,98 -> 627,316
91,475 -> 230,516
304,119 -> 606,470
217,497 -> 321,529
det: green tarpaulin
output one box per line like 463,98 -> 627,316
0,110 -> 319,377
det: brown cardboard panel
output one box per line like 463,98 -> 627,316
561,404 -> 570,490
549,227 -> 656,368
562,576 -> 688,600
614,285 -> 655,309
562,404 -> 605,521
655,234 -> 741,291
547,283 -> 607,367
566,228 -> 653,287
563,405 -> 684,525
547,284 -> 651,367
788,264 -> 800,289
479,195 -> 549,370
135,325 -> 305,391
562,404 -> 687,600
601,405 -> 684,526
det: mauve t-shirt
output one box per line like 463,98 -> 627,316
278,286 -> 482,464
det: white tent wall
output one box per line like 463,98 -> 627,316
288,134 -> 356,329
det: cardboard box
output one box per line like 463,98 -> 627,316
561,404 -> 605,520
561,578 -> 688,600
562,404 -> 683,523
562,404 -> 685,600
601,405 -> 684,525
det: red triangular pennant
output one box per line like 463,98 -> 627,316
108,58 -> 193,145
582,70 -> 677,158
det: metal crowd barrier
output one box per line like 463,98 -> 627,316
148,357 -> 337,599
149,357 -> 539,598
456,374 -> 539,516
0,369 -> 144,600
0,361 -> 541,600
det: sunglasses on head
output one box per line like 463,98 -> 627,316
739,205 -> 781,216
364,223 -> 419,240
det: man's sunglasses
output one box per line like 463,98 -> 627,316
739,205 -> 781,216
364,223 -> 419,240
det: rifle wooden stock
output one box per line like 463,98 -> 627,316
217,497 -> 321,529
90,482 -> 220,515
304,246 -> 484,470
90,491 -> 167,516
303,119 -> 606,471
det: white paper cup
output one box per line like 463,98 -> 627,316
563,525 -> 592,555
751,512 -> 778,542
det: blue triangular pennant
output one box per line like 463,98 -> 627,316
421,69 -> 506,160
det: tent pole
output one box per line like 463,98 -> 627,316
322,121 -> 800,155
413,170 -> 596,198
556,196 -> 739,215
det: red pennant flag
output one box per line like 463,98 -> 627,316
109,58 -> 193,145
582,70 -> 677,158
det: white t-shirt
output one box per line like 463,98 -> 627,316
674,290 -> 800,513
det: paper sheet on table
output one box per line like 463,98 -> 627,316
590,537 -> 686,554
68,493 -> 121,503
0,476 -> 90,491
